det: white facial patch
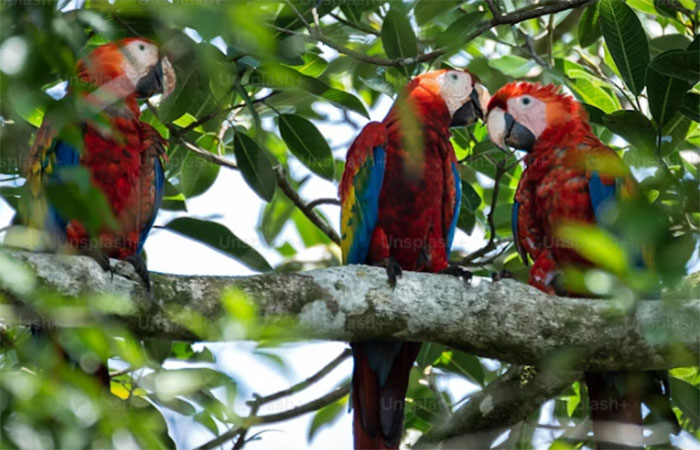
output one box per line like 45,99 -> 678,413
475,83 -> 491,117
437,70 -> 473,116
159,56 -> 176,98
486,108 -> 507,149
121,40 -> 160,88
506,95 -> 547,140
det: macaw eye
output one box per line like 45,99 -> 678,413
521,96 -> 532,106
139,44 -> 146,51
449,72 -> 459,82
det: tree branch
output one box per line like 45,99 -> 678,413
417,365 -> 580,447
276,0 -> 594,68
2,249 -> 698,372
273,166 -> 341,245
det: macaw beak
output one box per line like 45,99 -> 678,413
136,55 -> 176,99
450,83 -> 490,127
487,107 -> 536,152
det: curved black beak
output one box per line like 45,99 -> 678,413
450,89 -> 483,127
136,59 -> 165,98
504,112 -> 536,152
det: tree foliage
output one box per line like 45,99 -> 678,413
0,0 -> 699,448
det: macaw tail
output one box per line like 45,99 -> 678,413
351,341 -> 421,450
585,371 -> 679,449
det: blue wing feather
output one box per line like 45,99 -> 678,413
588,171 -> 617,225
47,140 -> 81,231
136,156 -> 164,254
346,146 -> 386,264
446,161 -> 461,253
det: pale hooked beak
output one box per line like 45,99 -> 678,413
487,107 -> 536,152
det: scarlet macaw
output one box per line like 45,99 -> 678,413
486,82 -> 679,448
15,38 -> 175,289
340,69 -> 490,449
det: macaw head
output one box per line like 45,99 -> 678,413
76,37 -> 176,111
408,69 -> 491,127
486,82 -> 588,152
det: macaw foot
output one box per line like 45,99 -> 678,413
440,265 -> 472,284
124,253 -> 151,291
550,273 -> 567,296
84,250 -> 112,274
374,256 -> 402,288
490,269 -> 514,282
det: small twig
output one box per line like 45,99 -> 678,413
425,366 -> 451,418
253,383 -> 349,425
197,383 -> 349,450
274,165 -> 341,245
247,348 -> 350,408
109,367 -> 136,378
547,14 -> 555,67
306,198 -> 341,211
330,12 -> 380,36
484,0 -> 502,17
180,138 -> 238,170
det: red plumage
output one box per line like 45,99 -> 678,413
490,82 -> 678,448
341,70 -> 467,449
66,116 -> 165,260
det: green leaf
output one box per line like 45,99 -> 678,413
556,223 -> 628,275
578,3 -> 602,48
414,0 -> 458,25
233,132 -> 276,202
320,88 -> 369,119
670,377 -> 700,428
457,180 -> 481,235
460,180 -> 482,212
555,59 -> 620,114
180,150 -> 220,199
165,217 -> 272,272
680,93 -> 700,123
307,396 -> 346,442
257,64 -> 369,118
291,53 -> 328,78
660,114 -> 692,156
381,7 -> 417,72
653,0 -> 678,17
489,55 -> 536,78
278,114 -> 334,180
416,343 -> 446,368
649,49 -> 700,83
601,110 -> 656,154
435,12 -> 485,50
435,350 -> 485,386
649,34 -> 692,57
261,190 -> 295,244
599,0 -> 650,95
646,54 -> 692,129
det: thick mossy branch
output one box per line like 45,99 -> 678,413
1,249 -> 698,371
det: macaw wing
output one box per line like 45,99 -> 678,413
585,145 -> 652,272
339,122 -> 388,265
135,124 -> 167,254
22,119 -> 81,232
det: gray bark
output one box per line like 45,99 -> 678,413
2,249 -> 698,371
